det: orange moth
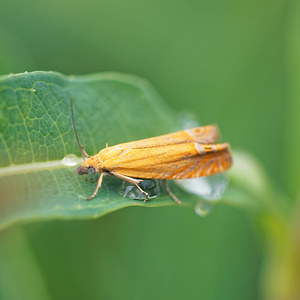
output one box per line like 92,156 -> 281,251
71,101 -> 232,204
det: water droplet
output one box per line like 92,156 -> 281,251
31,89 -> 36,92
175,173 -> 228,201
120,179 -> 160,200
194,200 -> 213,217
61,153 -> 82,166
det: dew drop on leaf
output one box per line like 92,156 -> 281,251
194,200 -> 213,217
61,154 -> 82,167
120,179 -> 160,200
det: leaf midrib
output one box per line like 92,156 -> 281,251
0,160 -> 66,177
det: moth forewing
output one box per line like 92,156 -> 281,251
99,142 -> 232,180
100,125 -> 219,151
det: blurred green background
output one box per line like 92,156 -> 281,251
0,0 -> 299,299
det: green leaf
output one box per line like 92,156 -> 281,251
1,71 -> 288,233
0,71 -> 200,230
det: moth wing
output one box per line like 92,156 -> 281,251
107,125 -> 219,150
180,125 -> 219,144
100,142 -> 232,179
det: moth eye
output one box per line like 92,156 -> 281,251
87,166 -> 95,174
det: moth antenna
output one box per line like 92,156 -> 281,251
70,99 -> 91,160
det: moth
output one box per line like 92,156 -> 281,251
71,101 -> 232,204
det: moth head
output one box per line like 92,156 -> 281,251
76,157 -> 99,175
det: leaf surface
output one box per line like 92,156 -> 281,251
0,71 -> 199,230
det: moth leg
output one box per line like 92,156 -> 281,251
110,171 -> 149,201
110,171 -> 142,185
134,183 -> 149,202
163,180 -> 181,204
86,172 -> 104,201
